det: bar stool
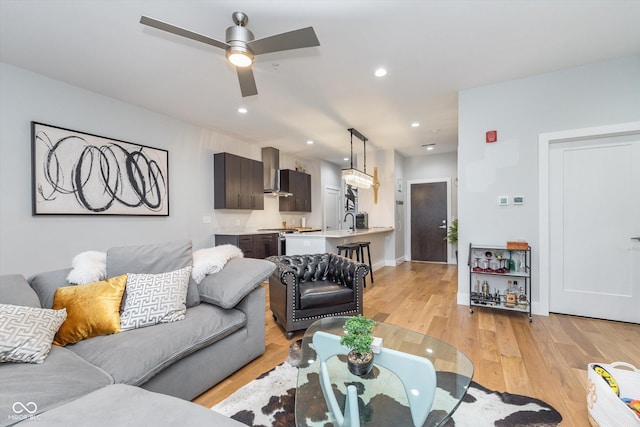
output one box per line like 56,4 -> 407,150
353,241 -> 374,284
336,243 -> 361,262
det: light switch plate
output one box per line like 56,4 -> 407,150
498,196 -> 509,206
513,196 -> 524,205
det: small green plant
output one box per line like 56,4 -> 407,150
444,219 -> 458,245
340,315 -> 375,355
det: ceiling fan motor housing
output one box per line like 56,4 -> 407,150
226,25 -> 254,46
225,25 -> 255,64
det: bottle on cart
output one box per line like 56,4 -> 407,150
505,280 -> 517,308
518,285 -> 528,309
481,280 -> 489,297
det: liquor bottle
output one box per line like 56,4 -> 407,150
506,280 -> 517,308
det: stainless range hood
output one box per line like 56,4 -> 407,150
262,147 -> 292,197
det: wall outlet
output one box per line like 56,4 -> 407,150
202,216 -> 211,224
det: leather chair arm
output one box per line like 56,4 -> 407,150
327,255 -> 369,289
266,256 -> 300,286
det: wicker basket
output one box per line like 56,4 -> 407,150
587,362 -> 640,427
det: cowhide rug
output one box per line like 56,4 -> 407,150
213,342 -> 562,427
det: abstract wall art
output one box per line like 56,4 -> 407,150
31,122 -> 169,216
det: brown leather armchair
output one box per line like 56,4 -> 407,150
266,253 -> 369,339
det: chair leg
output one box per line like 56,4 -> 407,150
366,244 -> 374,283
359,246 -> 367,288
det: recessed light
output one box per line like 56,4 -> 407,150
237,107 -> 248,114
344,157 -> 349,161
306,140 -> 314,145
422,143 -> 436,151
411,122 -> 420,128
374,68 -> 387,77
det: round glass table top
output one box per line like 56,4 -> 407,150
295,317 -> 474,427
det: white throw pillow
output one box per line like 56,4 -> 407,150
67,251 -> 107,285
191,244 -> 244,284
0,304 -> 67,363
120,266 -> 192,332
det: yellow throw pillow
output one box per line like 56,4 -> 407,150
52,274 -> 127,346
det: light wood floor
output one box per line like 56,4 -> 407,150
193,262 -> 640,426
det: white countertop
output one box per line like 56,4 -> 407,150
284,227 -> 394,239
215,228 -> 322,236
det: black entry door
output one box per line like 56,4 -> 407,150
410,182 -> 448,262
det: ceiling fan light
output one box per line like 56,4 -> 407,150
227,51 -> 253,67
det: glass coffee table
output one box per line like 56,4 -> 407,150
295,317 -> 474,427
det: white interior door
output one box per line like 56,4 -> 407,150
323,187 -> 340,231
549,136 -> 640,323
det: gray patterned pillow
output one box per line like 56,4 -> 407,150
120,267 -> 192,332
0,304 -> 67,363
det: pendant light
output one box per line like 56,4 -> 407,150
342,128 -> 374,189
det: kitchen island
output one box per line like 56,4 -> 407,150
284,227 -> 395,272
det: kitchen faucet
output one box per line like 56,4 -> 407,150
344,212 -> 355,231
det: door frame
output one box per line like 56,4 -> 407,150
538,121 -> 640,316
323,185 -> 341,232
406,178 -> 453,263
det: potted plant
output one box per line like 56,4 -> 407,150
445,219 -> 458,262
340,315 -> 375,376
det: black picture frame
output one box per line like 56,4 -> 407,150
31,122 -> 169,216
345,183 -> 358,213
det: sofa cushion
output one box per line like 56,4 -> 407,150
299,281 -> 354,309
198,257 -> 275,309
27,268 -> 73,309
52,274 -> 128,346
0,345 -> 112,425
106,239 -> 201,308
67,303 -> 246,385
0,304 -> 67,363
16,384 -> 245,427
120,267 -> 191,331
0,274 -> 41,308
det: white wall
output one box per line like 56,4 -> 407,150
404,151 -> 458,219
403,151 -> 459,263
0,63 -> 320,276
457,55 -> 640,313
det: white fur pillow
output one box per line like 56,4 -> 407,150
66,251 -> 107,285
191,244 -> 244,284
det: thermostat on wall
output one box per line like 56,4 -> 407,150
498,196 -> 509,206
513,196 -> 524,205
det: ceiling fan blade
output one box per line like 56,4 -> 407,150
140,15 -> 229,50
237,67 -> 258,97
248,27 -> 319,55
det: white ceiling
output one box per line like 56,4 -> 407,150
1,1 -> 639,165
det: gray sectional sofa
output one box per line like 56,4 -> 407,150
0,240 -> 276,426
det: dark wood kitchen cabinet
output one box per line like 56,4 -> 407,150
252,234 -> 279,259
279,169 -> 311,212
214,153 -> 264,210
215,233 -> 278,259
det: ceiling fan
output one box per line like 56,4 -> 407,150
140,12 -> 320,97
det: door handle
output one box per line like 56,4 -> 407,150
438,225 -> 447,229
631,237 -> 640,241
